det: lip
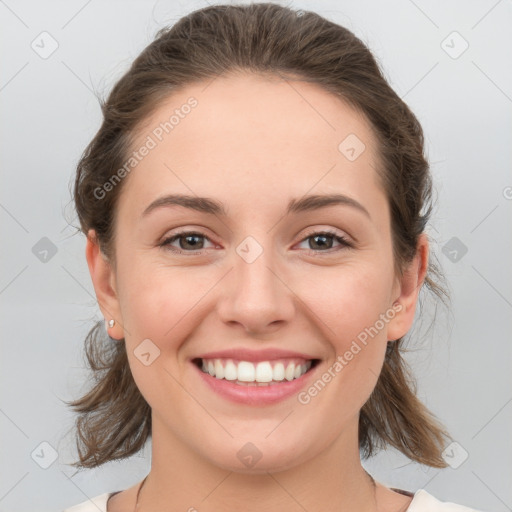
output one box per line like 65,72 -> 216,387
193,347 -> 318,363
190,356 -> 321,405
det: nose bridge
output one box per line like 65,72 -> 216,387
234,233 -> 283,302
217,231 -> 295,332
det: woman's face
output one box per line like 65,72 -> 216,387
88,72 -> 425,473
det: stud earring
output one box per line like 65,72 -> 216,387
108,319 -> 115,328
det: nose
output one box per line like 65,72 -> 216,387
216,237 -> 295,336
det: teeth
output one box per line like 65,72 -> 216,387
200,358 -> 313,383
224,360 -> 237,381
285,363 -> 295,381
214,360 -> 224,379
273,362 -> 285,381
255,362 -> 273,383
238,361 -> 255,382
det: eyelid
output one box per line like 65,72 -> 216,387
299,226 -> 353,244
159,225 -> 217,244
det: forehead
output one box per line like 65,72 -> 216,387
119,71 -> 385,222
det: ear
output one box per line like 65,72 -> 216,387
386,233 -> 429,341
85,229 -> 124,340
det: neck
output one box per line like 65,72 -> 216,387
139,414 -> 378,512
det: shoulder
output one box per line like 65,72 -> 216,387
63,492 -> 115,512
408,489 -> 486,512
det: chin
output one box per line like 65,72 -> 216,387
202,437 -> 315,475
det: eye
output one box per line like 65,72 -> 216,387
296,230 -> 352,253
159,229 -> 352,255
160,231 -> 215,253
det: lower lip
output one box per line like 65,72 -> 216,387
192,361 -> 318,405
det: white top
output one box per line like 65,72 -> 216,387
63,488 -> 485,511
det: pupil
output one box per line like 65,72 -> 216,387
182,235 -> 203,249
312,234 -> 331,250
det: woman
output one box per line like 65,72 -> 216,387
64,3 -> 483,511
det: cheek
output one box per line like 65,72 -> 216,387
305,264 -> 392,398
117,261 -> 200,408
117,253 -> 193,336
119,252 -> 394,353
309,263 -> 394,342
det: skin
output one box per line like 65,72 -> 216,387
86,72 -> 428,511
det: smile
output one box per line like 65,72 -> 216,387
191,356 -> 320,404
194,357 -> 317,385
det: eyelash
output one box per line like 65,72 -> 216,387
159,229 -> 353,255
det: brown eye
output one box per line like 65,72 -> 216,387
160,231 -> 213,252
297,231 -> 352,252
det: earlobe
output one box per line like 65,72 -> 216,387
85,229 -> 124,340
386,234 -> 429,341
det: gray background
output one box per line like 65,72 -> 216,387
1,0 -> 511,510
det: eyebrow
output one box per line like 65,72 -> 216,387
141,193 -> 371,220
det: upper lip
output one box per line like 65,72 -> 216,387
193,348 -> 319,362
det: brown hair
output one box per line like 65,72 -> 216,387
68,2 -> 451,469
